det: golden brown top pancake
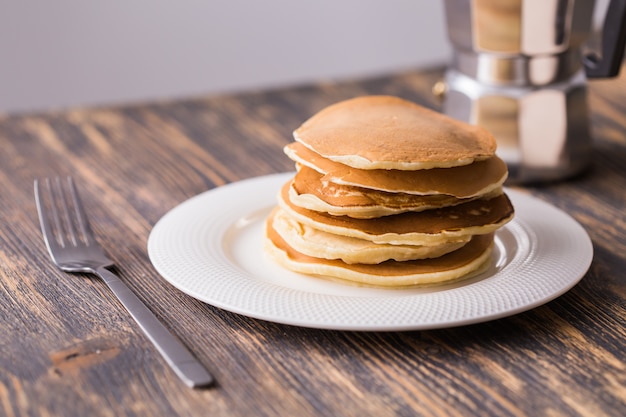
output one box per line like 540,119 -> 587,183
284,142 -> 508,197
293,96 -> 497,170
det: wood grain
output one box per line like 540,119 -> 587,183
0,67 -> 625,417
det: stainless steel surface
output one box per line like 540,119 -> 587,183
451,49 -> 583,86
443,70 -> 591,183
444,0 -> 595,86
441,0 -> 612,183
34,177 -> 214,388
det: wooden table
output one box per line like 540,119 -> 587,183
1,66 -> 625,417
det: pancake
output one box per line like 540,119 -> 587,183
263,95 -> 514,287
265,219 -> 494,287
269,207 -> 467,264
293,95 -> 496,170
278,179 -> 514,245
289,165 -> 496,218
284,142 -> 508,198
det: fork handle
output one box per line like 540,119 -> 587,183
96,267 -> 214,388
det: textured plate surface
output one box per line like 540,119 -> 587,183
147,173 -> 593,331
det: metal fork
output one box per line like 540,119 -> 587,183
34,177 -> 214,388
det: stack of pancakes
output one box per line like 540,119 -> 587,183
265,95 -> 514,287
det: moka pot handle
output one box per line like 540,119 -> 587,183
584,0 -> 626,78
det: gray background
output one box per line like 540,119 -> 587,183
0,1 -> 449,114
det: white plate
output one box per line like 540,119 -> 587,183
147,173 -> 593,331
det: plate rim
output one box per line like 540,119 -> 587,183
147,172 -> 593,331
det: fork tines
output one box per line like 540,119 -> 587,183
35,176 -> 94,250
